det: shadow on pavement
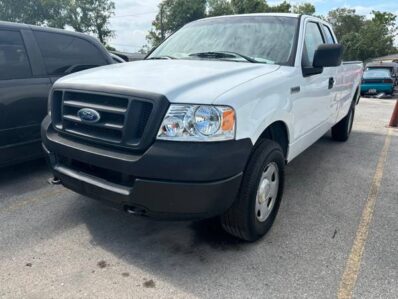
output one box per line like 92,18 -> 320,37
0,159 -> 50,198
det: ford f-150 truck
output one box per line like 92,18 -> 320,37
42,14 -> 362,241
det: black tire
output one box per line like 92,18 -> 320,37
331,105 -> 355,142
221,139 -> 285,242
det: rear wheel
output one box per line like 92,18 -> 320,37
221,140 -> 285,242
331,105 -> 355,142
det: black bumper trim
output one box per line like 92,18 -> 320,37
54,163 -> 242,220
42,114 -> 252,219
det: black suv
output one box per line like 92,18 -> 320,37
0,21 -> 113,167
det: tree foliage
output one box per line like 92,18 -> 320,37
66,0 -> 115,44
327,9 -> 397,61
291,3 -> 315,15
0,0 -> 115,44
230,0 -> 268,14
208,0 -> 233,17
147,0 -> 207,47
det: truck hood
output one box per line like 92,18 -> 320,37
54,60 -> 280,103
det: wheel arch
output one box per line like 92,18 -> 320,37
256,121 -> 290,159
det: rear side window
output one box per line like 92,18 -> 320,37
302,22 -> 324,67
322,25 -> 335,44
0,30 -> 32,80
34,31 -> 108,76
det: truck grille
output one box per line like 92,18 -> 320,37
51,89 -> 168,151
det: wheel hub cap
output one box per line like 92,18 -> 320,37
255,162 -> 279,222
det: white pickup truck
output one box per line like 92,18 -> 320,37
42,13 -> 362,241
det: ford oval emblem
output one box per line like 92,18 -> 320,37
77,108 -> 101,123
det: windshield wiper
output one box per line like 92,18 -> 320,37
147,55 -> 177,60
189,51 -> 259,63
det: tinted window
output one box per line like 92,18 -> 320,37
34,31 -> 107,75
0,30 -> 32,80
322,25 -> 335,44
302,22 -> 324,67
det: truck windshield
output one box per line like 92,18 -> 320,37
148,16 -> 299,66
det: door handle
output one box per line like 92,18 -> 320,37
328,77 -> 335,89
290,86 -> 301,94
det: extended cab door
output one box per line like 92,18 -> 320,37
0,28 -> 51,153
291,20 -> 334,149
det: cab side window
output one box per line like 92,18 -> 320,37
0,30 -> 32,80
33,31 -> 108,76
322,25 -> 335,44
302,22 -> 324,68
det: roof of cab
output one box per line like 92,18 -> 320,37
202,13 -> 300,20
189,13 -> 323,25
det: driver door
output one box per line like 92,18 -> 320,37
291,21 -> 334,149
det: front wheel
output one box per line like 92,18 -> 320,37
331,105 -> 355,142
221,139 -> 285,242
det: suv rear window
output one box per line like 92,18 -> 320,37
34,31 -> 107,76
0,30 -> 32,80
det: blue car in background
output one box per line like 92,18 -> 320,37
361,69 -> 395,96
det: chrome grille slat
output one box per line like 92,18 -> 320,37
63,100 -> 127,114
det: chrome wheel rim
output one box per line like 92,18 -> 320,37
255,162 -> 279,222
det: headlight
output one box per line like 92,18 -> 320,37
157,105 -> 236,141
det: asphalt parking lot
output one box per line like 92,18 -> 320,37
0,98 -> 397,299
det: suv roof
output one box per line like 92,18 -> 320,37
0,20 -> 100,43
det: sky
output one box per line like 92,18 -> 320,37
108,0 -> 398,53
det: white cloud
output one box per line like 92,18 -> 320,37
109,0 -> 161,52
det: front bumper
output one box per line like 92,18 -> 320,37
41,116 -> 252,219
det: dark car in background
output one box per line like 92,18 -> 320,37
0,21 -> 113,167
361,68 -> 395,96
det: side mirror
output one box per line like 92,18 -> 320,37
313,44 -> 343,68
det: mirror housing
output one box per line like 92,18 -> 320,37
313,44 -> 343,68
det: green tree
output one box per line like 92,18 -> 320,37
208,0 -> 233,17
326,8 -> 364,41
0,0 -> 115,45
0,0 -> 68,26
327,9 -> 397,61
291,3 -> 315,15
266,1 -> 291,13
66,0 -> 115,44
147,0 -> 207,47
230,0 -> 267,14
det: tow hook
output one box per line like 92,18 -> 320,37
124,206 -> 147,216
48,177 -> 62,185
